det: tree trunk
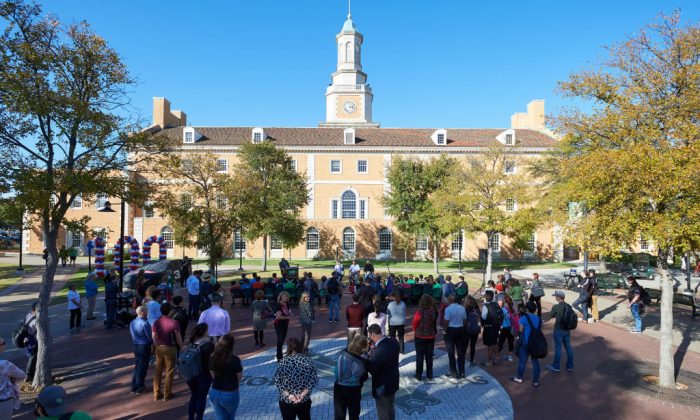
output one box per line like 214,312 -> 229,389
432,241 -> 439,274
486,233 -> 493,286
404,248 -> 407,264
34,229 -> 58,388
656,247 -> 675,388
261,235 -> 268,272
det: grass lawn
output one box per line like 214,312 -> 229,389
51,267 -> 90,305
0,263 -> 38,293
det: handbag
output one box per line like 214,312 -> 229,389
531,284 -> 544,298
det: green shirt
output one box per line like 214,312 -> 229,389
407,279 -> 416,284
69,248 -> 78,257
508,285 -> 524,301
40,412 -> 92,420
549,301 -> 568,330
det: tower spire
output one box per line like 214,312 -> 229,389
348,0 -> 351,19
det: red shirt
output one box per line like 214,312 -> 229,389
152,316 -> 180,346
346,303 -> 364,328
412,309 -> 436,340
252,281 -> 264,290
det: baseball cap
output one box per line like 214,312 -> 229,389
36,385 -> 67,416
552,290 -> 565,299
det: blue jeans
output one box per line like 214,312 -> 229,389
208,388 -> 240,420
328,294 -> 340,321
552,329 -> 574,370
572,296 -> 588,321
630,303 -> 642,332
187,375 -> 212,420
516,342 -> 540,383
132,343 -> 151,392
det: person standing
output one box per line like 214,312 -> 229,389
326,274 -> 341,322
274,338 -> 318,420
68,246 -> 78,266
198,293 -> 230,342
363,260 -> 374,280
346,295 -> 364,346
497,295 -> 518,362
59,245 -> 68,267
302,274 -> 318,318
367,324 -> 400,420
0,336 -> 26,418
527,272 -> 544,318
464,296 -> 481,368
170,296 -> 189,341
545,291 -> 575,373
147,290 -> 163,328
572,271 -> 592,322
349,260 -> 361,286
186,324 -> 215,420
151,303 -> 183,401
279,257 -> 290,279
507,279 -> 525,310
274,292 -> 292,362
20,303 -> 38,391
208,332 -> 243,420
626,276 -> 644,333
104,275 -> 119,329
67,283 -> 82,334
333,334 -> 369,420
481,290 -> 501,367
511,302 -> 542,387
442,295 -> 467,379
251,290 -> 272,347
333,260 -> 344,278
588,269 -> 599,322
84,273 -> 99,320
187,271 -> 201,320
367,297 -> 387,337
386,291 -> 406,354
129,306 -> 152,394
299,292 -> 314,354
411,294 -> 437,381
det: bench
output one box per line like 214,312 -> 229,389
596,273 -> 623,295
645,289 -> 698,316
646,288 -> 661,304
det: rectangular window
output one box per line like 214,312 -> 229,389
331,160 -> 341,173
489,233 -> 501,252
505,134 -> 513,145
357,160 -> 368,173
144,201 -> 155,218
528,233 -> 536,251
506,198 -> 516,212
640,235 -> 649,251
181,159 -> 193,173
95,194 -> 108,209
437,133 -> 445,145
234,231 -> 246,251
359,200 -> 366,219
180,193 -> 193,209
217,159 -> 228,173
253,132 -> 262,143
71,195 -> 82,209
451,232 -> 463,252
504,161 -> 516,174
331,200 -> 339,219
216,193 -> 228,210
416,236 -> 428,251
344,132 -> 354,144
290,159 -> 297,172
270,235 -> 282,250
70,231 -> 82,249
184,131 -> 194,143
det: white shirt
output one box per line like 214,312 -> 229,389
349,264 -> 360,274
198,305 -> 230,337
443,303 -> 466,328
334,263 -> 344,274
67,290 -> 80,310
186,275 -> 200,295
367,312 -> 387,336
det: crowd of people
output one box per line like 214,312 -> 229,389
0,257 -> 654,420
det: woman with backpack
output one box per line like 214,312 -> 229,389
497,295 -> 518,362
463,296 -> 481,368
185,323 -> 215,420
251,290 -> 272,347
412,294 -> 437,380
208,332 -> 243,420
626,276 -> 643,333
511,301 -> 542,387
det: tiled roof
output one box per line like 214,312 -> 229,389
159,127 -> 556,148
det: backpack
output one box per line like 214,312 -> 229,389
466,311 -> 480,335
508,308 -> 520,332
12,316 -> 35,348
640,286 -> 651,305
171,307 -> 188,325
326,279 -> 339,295
444,282 -> 456,298
486,302 -> 504,327
177,343 -> 202,381
524,314 -> 548,359
559,304 -> 578,331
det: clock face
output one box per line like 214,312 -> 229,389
343,101 -> 357,114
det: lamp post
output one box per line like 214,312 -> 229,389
99,200 -> 125,291
238,227 -> 244,271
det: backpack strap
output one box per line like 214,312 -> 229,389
524,313 -> 540,331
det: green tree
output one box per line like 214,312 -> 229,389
432,144 -> 542,283
383,155 -> 454,273
552,12 -> 700,388
154,153 -> 243,273
0,1 -> 164,388
235,141 -> 308,271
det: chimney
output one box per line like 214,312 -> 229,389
152,97 -> 186,129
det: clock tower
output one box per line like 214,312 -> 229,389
320,12 -> 379,128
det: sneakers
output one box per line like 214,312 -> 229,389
546,365 -> 560,372
505,355 -> 513,362
510,376 -> 523,383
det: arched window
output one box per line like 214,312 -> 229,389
342,190 -> 357,219
306,227 -> 319,251
379,228 -> 392,252
160,226 -> 174,249
345,41 -> 352,62
342,227 -> 355,251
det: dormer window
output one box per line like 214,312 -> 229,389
252,127 -> 265,144
505,134 -> 513,145
344,128 -> 356,145
431,129 -> 447,146
182,127 -> 200,144
497,129 -> 516,146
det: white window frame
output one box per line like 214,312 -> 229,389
290,159 -> 297,172
306,228 -> 320,251
504,161 -> 516,174
342,227 -> 356,251
71,195 -> 83,209
331,199 -> 339,219
341,190 -> 357,219
505,134 -> 513,145
640,235 -> 649,251
451,231 -> 463,252
253,132 -> 262,143
184,131 -> 194,144
216,159 -> 228,173
527,232 -> 537,251
359,199 -> 368,219
416,236 -> 428,251
379,228 -> 392,252
270,235 -> 283,250
357,159 -> 368,174
95,193 -> 108,209
144,201 -> 155,218
68,230 -> 83,249
161,226 -> 174,249
437,133 -> 446,145
489,233 -> 501,252
506,198 -> 516,212
216,193 -> 228,209
234,231 -> 246,252
330,159 -> 342,174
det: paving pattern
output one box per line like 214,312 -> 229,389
205,337 -> 513,420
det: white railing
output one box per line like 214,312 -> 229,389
332,84 -> 366,91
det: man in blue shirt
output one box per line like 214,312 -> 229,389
442,295 -> 467,379
512,301 -> 541,386
129,306 -> 152,393
186,270 -> 201,320
84,273 -> 99,320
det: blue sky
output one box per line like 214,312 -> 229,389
42,0 -> 699,129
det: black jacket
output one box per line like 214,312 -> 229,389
368,337 -> 400,398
